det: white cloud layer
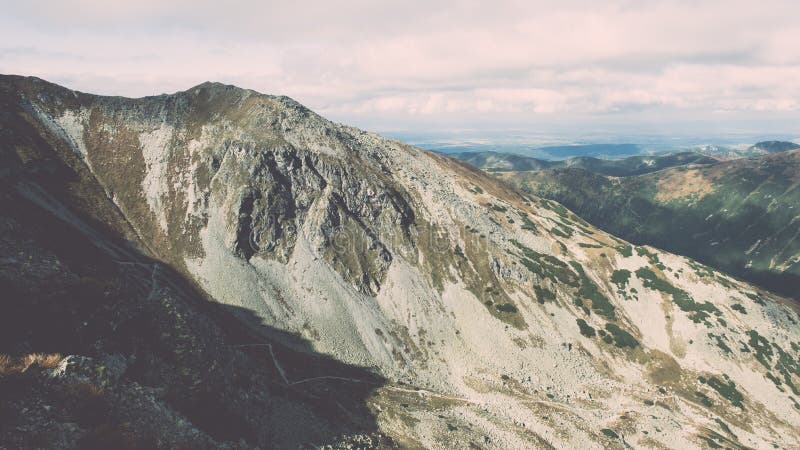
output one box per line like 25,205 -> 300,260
2,0 -> 799,133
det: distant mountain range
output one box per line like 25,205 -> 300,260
429,143 -> 645,160
694,141 -> 800,159
452,151 -> 721,176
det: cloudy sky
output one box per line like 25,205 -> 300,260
2,0 -> 799,137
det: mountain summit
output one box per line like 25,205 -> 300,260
2,75 -> 799,449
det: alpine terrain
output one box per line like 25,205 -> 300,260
2,75 -> 799,449
495,150 -> 800,298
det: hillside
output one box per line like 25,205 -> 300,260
2,75 -> 799,449
749,141 -> 800,154
497,150 -> 800,298
452,151 -> 720,176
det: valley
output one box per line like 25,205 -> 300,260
491,150 -> 800,298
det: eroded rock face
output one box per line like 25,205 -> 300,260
3,75 -> 800,449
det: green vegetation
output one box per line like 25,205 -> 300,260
708,333 -> 732,354
746,330 -> 773,369
578,242 -> 603,249
713,418 -> 736,439
495,303 -> 518,313
766,372 -> 783,390
550,226 -> 572,239
489,203 -> 508,212
701,435 -> 723,449
636,246 -> 661,265
634,267 -> 720,323
611,269 -> 631,291
604,323 -> 638,349
600,429 -> 619,439
542,200 -> 570,218
695,391 -> 714,407
570,261 -> 616,319
745,292 -> 766,306
534,286 -> 556,304
773,344 -> 800,395
576,319 -> 596,338
731,304 -> 747,314
497,152 -> 800,298
687,259 -> 715,278
511,240 -> 578,286
518,213 -> 538,232
617,245 -> 633,257
706,376 -> 745,408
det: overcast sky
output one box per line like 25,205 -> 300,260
2,0 -> 799,137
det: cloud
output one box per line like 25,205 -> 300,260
2,0 -> 799,133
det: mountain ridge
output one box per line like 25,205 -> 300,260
2,75 -> 800,449
451,150 -> 721,176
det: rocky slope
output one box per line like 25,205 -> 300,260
496,150 -> 800,298
452,151 -> 719,176
2,75 -> 800,449
0,77 -> 395,449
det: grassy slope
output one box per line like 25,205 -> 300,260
498,150 -> 800,298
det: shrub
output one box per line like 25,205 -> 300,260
706,376 -> 745,409
616,245 -> 633,257
601,429 -> 619,439
570,262 -> 615,319
534,286 -> 556,304
604,323 -> 638,349
576,319 -> 596,338
495,303 -> 518,313
635,268 -> 719,321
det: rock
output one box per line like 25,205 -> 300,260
49,354 -> 127,386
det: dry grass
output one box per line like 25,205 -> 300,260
0,353 -> 63,376
654,168 -> 716,203
0,354 -> 17,376
24,353 -> 63,370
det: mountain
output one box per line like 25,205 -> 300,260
691,141 -> 800,160
2,75 -> 800,449
452,151 -> 720,176
496,150 -> 800,298
450,151 -> 559,172
748,141 -> 800,154
0,77 -> 394,449
535,143 -> 642,159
